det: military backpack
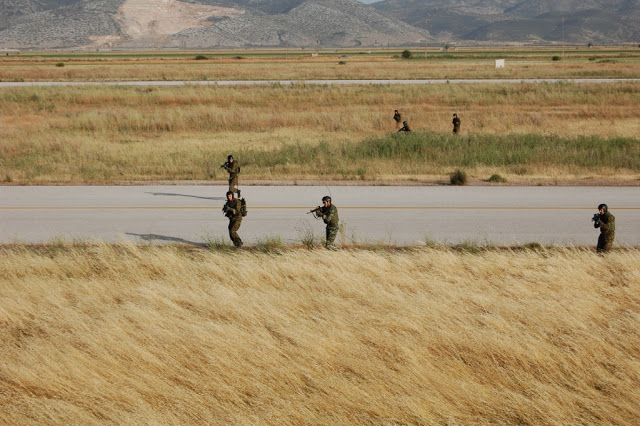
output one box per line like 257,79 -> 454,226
240,198 -> 247,217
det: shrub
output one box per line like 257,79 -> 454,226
194,55 -> 208,60
488,174 -> 507,183
55,62 -> 64,67
338,61 -> 346,65
552,56 -> 562,61
256,235 -> 284,253
450,169 -> 468,185
401,50 -> 413,59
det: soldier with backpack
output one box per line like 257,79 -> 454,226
222,190 -> 246,248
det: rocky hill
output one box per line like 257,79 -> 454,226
0,0 -> 425,49
1,0 -> 637,49
372,0 -> 640,45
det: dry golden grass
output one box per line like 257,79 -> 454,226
1,244 -> 639,424
1,82 -> 639,184
1,48 -> 639,81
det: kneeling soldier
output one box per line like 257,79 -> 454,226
397,120 -> 411,132
315,196 -> 339,249
592,203 -> 615,253
223,191 -> 243,248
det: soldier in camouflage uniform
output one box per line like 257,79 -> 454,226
452,113 -> 461,134
397,121 -> 411,133
221,154 -> 241,197
315,195 -> 339,249
223,191 -> 243,247
592,203 -> 615,253
393,109 -> 402,129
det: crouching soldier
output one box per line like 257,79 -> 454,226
223,191 -> 244,247
397,120 -> 411,132
315,195 -> 339,249
592,203 -> 615,253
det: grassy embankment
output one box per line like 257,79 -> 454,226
1,82 -> 639,184
1,244 -> 639,424
1,48 -> 639,81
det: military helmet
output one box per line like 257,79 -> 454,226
226,191 -> 234,197
227,154 -> 233,160
598,203 -> 608,212
322,196 -> 331,203
403,121 -> 408,125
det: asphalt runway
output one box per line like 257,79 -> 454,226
1,185 -> 638,247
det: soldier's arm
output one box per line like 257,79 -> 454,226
323,206 -> 336,224
599,214 -> 614,231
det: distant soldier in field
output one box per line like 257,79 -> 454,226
397,120 -> 412,133
393,109 -> 402,129
314,195 -> 340,249
452,113 -> 461,134
223,191 -> 244,248
221,154 -> 241,197
592,203 -> 615,253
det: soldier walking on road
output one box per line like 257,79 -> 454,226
314,196 -> 340,249
592,203 -> 615,253
221,154 -> 241,197
397,120 -> 412,132
452,113 -> 461,134
393,109 -> 402,129
223,191 -> 243,248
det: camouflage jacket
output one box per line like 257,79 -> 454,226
223,198 -> 242,219
223,161 -> 240,178
320,204 -> 339,228
595,211 -> 615,234
393,112 -> 402,123
453,117 -> 461,128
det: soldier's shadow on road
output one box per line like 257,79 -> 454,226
126,233 -> 207,247
146,192 -> 225,201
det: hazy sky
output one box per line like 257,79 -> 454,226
359,0 -> 383,3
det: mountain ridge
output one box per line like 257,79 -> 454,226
0,0 -> 638,49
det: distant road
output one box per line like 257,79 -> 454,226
2,79 -> 640,88
1,185 -> 638,247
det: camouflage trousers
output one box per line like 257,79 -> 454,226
325,226 -> 339,249
597,232 -> 615,253
228,217 -> 243,248
229,176 -> 239,194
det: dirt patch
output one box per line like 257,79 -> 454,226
114,0 -> 243,39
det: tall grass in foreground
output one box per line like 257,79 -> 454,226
1,244 -> 639,424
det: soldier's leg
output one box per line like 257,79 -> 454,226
325,226 -> 339,249
603,233 -> 615,252
229,177 -> 239,194
229,218 -> 243,247
597,234 -> 607,253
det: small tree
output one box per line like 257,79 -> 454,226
401,49 -> 412,59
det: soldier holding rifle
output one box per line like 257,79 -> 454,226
308,196 -> 340,249
592,203 -> 615,253
221,154 -> 241,197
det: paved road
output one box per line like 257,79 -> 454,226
1,185 -> 638,247
2,79 -> 640,88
